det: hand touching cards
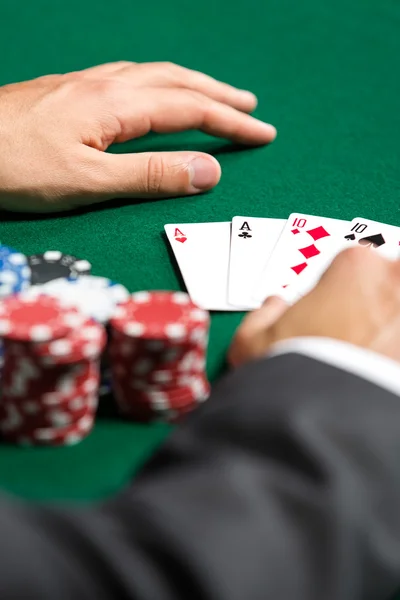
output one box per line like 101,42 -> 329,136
165,214 -> 400,311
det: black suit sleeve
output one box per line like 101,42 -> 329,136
1,353 -> 400,600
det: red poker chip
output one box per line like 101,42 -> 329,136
110,291 -> 209,341
0,295 -> 85,342
0,401 -> 96,433
27,318 -> 106,365
115,373 -> 210,397
1,410 -> 96,446
1,344 -> 100,400
113,374 -> 210,412
110,327 -> 208,355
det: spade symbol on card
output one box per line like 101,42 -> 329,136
358,233 -> 385,248
344,233 -> 356,241
174,228 -> 187,243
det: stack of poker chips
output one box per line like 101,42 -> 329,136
0,246 -> 32,381
24,275 -> 130,396
0,295 -> 106,446
109,291 -> 210,422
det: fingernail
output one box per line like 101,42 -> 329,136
189,157 -> 220,191
260,123 -> 277,139
239,90 -> 257,104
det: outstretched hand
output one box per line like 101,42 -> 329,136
0,61 -> 276,212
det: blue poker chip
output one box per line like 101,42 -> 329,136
0,245 -> 31,298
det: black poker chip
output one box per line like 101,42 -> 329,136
28,251 -> 92,285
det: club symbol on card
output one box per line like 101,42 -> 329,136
358,233 -> 385,248
344,233 -> 356,241
174,228 -> 187,243
238,231 -> 252,239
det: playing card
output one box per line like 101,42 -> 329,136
340,217 -> 400,258
253,213 -> 349,304
296,216 -> 400,299
228,216 -> 286,308
165,222 -> 247,311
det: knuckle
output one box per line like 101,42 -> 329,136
329,245 -> 389,284
145,154 -> 166,194
147,61 -> 181,84
90,76 -> 124,100
111,60 -> 134,69
160,61 -> 177,72
335,246 -> 371,270
180,88 -> 208,107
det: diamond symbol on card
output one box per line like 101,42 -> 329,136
307,226 -> 330,241
291,228 -> 300,235
291,262 -> 308,275
299,244 -> 320,259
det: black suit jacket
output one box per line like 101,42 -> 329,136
1,353 -> 400,599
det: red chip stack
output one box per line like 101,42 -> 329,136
0,295 -> 106,446
109,291 -> 210,422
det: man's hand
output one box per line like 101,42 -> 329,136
0,61 -> 276,212
229,247 -> 400,367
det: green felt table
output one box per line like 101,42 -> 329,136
0,0 -> 399,504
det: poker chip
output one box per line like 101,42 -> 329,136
0,295 -> 85,342
109,291 -> 210,422
22,275 -> 129,397
31,317 -> 106,365
111,291 -> 209,341
0,245 -> 31,298
28,251 -> 91,285
23,275 -> 129,325
0,249 -> 211,436
0,294 -> 105,447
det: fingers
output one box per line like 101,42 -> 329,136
119,62 -> 258,113
79,61 -> 257,113
228,296 -> 289,368
84,150 -> 221,198
99,87 -> 276,146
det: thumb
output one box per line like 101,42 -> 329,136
95,151 -> 221,198
228,296 -> 289,368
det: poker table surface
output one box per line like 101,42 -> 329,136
0,0 -> 399,503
